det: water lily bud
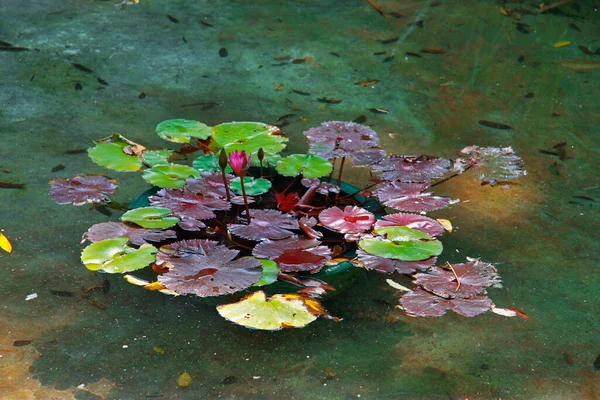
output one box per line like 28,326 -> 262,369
219,148 -> 228,171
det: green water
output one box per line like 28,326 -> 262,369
1,1 -> 599,399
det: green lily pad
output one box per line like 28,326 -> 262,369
216,291 -> 323,330
359,237 -> 443,261
81,236 -> 157,273
276,154 -> 332,179
210,122 -> 288,155
252,259 -> 280,287
88,134 -> 144,171
230,176 -> 272,196
142,150 -> 172,167
121,206 -> 179,229
192,154 -> 233,173
142,163 -> 200,188
373,226 -> 432,241
156,119 -> 212,143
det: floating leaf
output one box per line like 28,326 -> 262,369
275,191 -> 300,212
557,59 -> 600,71
436,218 -> 453,232
374,213 -> 445,237
88,134 -> 144,171
157,240 -> 262,297
253,237 -> 331,272
399,287 -> 493,317
356,249 -> 435,274
414,258 -> 500,299
185,172 -> 234,199
142,150 -> 172,167
276,154 -> 332,179
210,121 -> 288,155
303,121 -> 380,158
153,345 -> 165,355
371,155 -> 450,182
84,221 -> 177,245
229,177 -> 272,196
460,146 -> 527,182
319,206 -> 375,234
552,41 -> 571,48
49,175 -> 118,206
81,236 -> 157,273
359,225 -> 443,261
121,206 -> 179,229
149,188 -> 230,231
177,371 -> 193,387
142,163 -> 201,188
374,181 -> 452,212
0,232 -> 12,253
351,148 -> 387,166
301,178 -> 339,195
192,154 -> 232,173
253,259 -> 280,287
216,291 -> 331,330
228,209 -> 299,241
156,119 -> 211,143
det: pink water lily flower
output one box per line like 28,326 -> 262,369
229,150 -> 251,176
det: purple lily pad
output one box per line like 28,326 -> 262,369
157,239 -> 262,297
319,206 -> 375,234
399,287 -> 493,317
301,178 -> 340,195
304,121 -> 380,158
185,171 -> 234,199
460,146 -> 527,182
228,209 -> 299,241
374,181 -> 452,212
49,175 -> 118,206
149,188 -> 230,231
356,249 -> 435,274
253,237 -> 332,272
372,155 -> 451,183
374,213 -> 445,237
414,258 -> 501,299
351,148 -> 387,166
83,221 -> 176,246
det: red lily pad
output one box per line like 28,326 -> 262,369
372,155 -> 450,183
319,206 -> 375,234
374,213 -> 445,237
149,188 -> 231,231
157,239 -> 262,297
228,209 -> 299,241
83,221 -> 176,245
374,181 -> 452,212
399,287 -> 493,317
49,175 -> 118,206
356,249 -> 436,274
253,237 -> 332,272
414,258 -> 501,299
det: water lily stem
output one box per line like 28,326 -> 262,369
335,156 -> 346,202
240,174 -> 252,223
445,261 -> 461,293
221,170 -> 231,201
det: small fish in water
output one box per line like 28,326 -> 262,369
421,48 -> 446,54
379,37 -> 399,44
223,375 -> 237,385
167,15 -> 179,23
71,62 -> 93,73
317,97 -> 341,103
97,77 -> 109,85
13,340 -> 32,347
292,89 -> 311,96
404,51 -> 422,58
64,148 -> 87,154
353,115 -> 367,123
219,47 -> 228,57
368,107 -> 389,114
478,120 -> 513,130
355,79 -> 380,87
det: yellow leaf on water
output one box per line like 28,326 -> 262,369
436,218 -> 453,232
152,345 -> 165,355
552,41 -> 571,48
558,59 -> 600,71
0,233 -> 12,253
178,371 -> 192,387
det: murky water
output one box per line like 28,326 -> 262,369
1,1 -> 599,399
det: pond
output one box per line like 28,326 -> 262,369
1,1 -> 599,399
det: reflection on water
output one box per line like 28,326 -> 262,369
1,0 -> 599,398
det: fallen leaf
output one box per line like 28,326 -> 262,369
552,41 -> 571,48
355,79 -> 380,86
0,232 -> 12,253
153,345 -> 165,355
436,218 -> 453,232
178,371 -> 192,387
274,83 -> 284,91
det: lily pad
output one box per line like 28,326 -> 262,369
192,154 -> 233,173
81,236 -> 157,273
276,154 -> 332,179
399,287 -> 493,317
252,259 -> 280,287
216,290 -> 328,330
229,176 -> 272,196
228,209 -> 299,241
49,175 -> 118,206
359,226 -> 443,261
253,237 -> 331,272
84,221 -> 177,245
210,121 -> 288,155
143,150 -> 172,167
319,206 -> 375,234
88,134 -> 144,171
156,119 -> 212,143
121,206 -> 179,229
142,163 -> 201,188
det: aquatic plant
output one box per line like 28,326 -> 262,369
49,119 -> 527,330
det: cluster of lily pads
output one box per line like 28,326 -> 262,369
49,119 -> 526,330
